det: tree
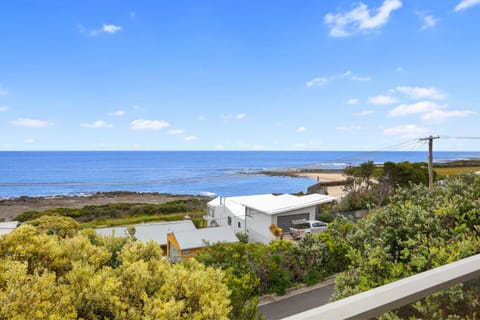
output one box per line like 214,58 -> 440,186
340,161 -> 432,210
332,174 -> 480,319
344,161 -> 376,193
0,222 -> 232,319
27,215 -> 79,238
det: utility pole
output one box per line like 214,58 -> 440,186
419,135 -> 440,190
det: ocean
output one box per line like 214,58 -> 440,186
1,151 -> 479,198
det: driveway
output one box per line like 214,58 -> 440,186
258,278 -> 335,320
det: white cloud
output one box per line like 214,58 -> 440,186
455,0 -> 480,12
395,86 -> 447,100
236,113 -> 247,120
324,0 -> 402,37
81,120 -> 112,128
167,129 -> 185,135
350,75 -> 371,82
354,110 -> 375,116
341,71 -> 371,82
296,126 -> 307,133
421,109 -> 476,122
214,144 -> 225,149
130,11 -> 136,18
184,135 -> 198,141
384,124 -> 429,138
347,98 -> 359,105
306,77 -> 328,88
24,138 -> 35,144
109,110 -> 125,116
396,66 -> 406,72
415,11 -> 438,30
0,106 -> 8,112
130,119 -> 170,130
389,101 -> 446,117
11,118 -> 51,128
368,95 -> 397,105
133,105 -> 140,110
307,71 -> 370,88
220,113 -> 247,120
336,125 -> 361,131
103,24 -> 122,34
78,23 -> 122,36
198,115 -> 206,121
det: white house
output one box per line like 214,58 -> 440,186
205,193 -> 336,244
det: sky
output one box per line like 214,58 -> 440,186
0,0 -> 479,151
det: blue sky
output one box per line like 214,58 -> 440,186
0,0 -> 479,151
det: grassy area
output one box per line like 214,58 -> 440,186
80,211 -> 205,229
15,199 -> 208,222
15,198 -> 209,230
434,166 -> 480,178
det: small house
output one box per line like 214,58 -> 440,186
96,220 -> 196,255
167,226 -> 239,261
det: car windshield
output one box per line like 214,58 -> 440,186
291,222 -> 310,229
312,222 -> 326,227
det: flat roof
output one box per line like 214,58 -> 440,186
0,221 -> 20,236
96,220 -> 196,245
0,221 -> 20,229
208,193 -> 336,215
172,226 -> 239,250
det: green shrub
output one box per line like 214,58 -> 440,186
15,199 -> 207,223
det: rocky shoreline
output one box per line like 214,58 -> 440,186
0,191 -> 210,221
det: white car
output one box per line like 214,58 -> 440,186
289,219 -> 328,239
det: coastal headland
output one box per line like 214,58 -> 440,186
0,192 -> 209,221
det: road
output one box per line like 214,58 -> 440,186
258,282 -> 334,320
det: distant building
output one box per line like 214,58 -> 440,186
0,221 -> 20,236
96,220 -> 196,255
167,226 -> 239,261
205,193 -> 336,244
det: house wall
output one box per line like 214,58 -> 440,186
245,208 -> 275,244
167,233 -> 204,261
227,215 -> 246,234
207,204 -> 226,227
180,247 -> 203,259
160,244 -> 167,256
167,233 -> 181,262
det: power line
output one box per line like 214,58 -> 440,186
441,136 -> 480,140
280,135 -> 479,172
304,139 -> 422,168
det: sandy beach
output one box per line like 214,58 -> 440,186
262,170 -> 348,198
0,192 -> 209,221
295,172 -> 347,198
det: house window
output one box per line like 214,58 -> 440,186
237,221 -> 242,229
227,216 -> 232,226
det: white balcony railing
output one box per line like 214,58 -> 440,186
281,253 -> 480,320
